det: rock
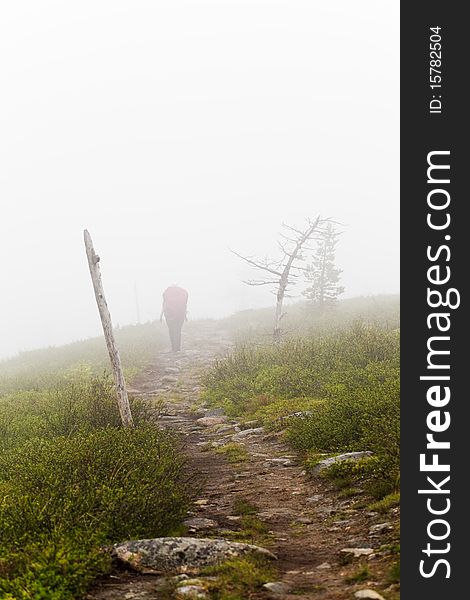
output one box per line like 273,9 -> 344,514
306,494 -> 323,503
340,547 -> 374,558
316,562 -> 331,570
296,516 -> 314,524
310,451 -> 373,475
194,499 -> 209,506
263,581 -> 291,595
112,537 -> 277,574
258,508 -> 293,522
232,427 -> 264,440
154,574 -> 189,591
183,518 -> 218,530
315,505 -> 336,516
196,416 -> 227,427
263,458 -> 296,467
161,375 -> 179,384
175,585 -> 208,599
165,367 -> 181,374
282,411 -> 313,420
369,522 -> 392,535
354,590 -> 386,600
213,425 -> 233,434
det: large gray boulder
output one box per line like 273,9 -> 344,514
310,451 -> 373,475
112,537 -> 277,574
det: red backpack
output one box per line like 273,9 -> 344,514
163,286 -> 188,320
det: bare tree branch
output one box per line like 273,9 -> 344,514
230,249 -> 283,277
232,216 -> 328,341
243,279 -> 280,286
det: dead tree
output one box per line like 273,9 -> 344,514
232,217 -> 329,341
84,229 -> 134,427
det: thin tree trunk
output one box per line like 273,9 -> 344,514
84,230 -> 134,428
319,240 -> 327,313
273,289 -> 284,342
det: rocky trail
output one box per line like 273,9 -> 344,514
88,327 -> 399,600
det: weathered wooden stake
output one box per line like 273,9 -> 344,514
84,229 -> 134,427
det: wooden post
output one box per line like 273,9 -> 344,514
84,229 -> 134,427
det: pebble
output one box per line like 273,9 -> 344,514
316,562 -> 331,570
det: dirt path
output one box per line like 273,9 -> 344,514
88,328 -> 399,600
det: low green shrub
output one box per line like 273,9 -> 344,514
287,376 -> 399,490
202,324 -> 399,416
0,373 -> 150,450
203,555 -> 276,599
0,425 -> 189,598
202,324 -> 399,496
0,532 -> 111,600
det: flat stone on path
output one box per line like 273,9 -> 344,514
306,494 -> 323,503
232,427 -> 264,440
112,538 -> 277,574
196,416 -> 227,427
263,458 -> 296,467
263,581 -> 291,595
183,518 -> 218,531
340,547 -> 374,558
258,508 -> 294,522
369,522 -> 392,535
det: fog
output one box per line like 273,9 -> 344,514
0,1 -> 398,359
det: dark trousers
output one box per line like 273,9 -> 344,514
166,318 -> 184,352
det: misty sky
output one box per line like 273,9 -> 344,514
0,1 -> 399,359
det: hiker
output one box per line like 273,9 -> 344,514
160,285 -> 189,352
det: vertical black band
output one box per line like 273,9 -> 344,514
401,3 -> 467,596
